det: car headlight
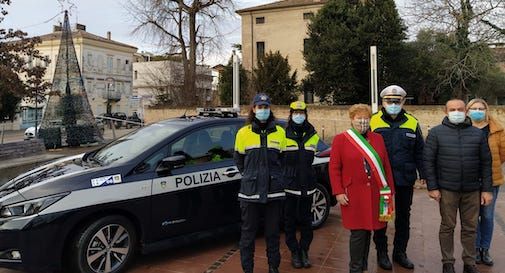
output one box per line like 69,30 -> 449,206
0,193 -> 69,218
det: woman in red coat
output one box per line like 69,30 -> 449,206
329,104 -> 395,273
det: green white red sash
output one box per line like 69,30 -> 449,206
344,128 -> 394,222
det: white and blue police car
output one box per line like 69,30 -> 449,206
0,108 -> 334,273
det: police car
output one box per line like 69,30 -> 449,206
0,108 -> 334,273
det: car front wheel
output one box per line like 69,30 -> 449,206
71,215 -> 136,273
311,183 -> 331,229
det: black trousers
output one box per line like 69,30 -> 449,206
373,186 -> 414,254
239,200 -> 282,273
284,194 -> 313,253
350,229 -> 371,273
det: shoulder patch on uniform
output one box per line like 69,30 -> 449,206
91,174 -> 122,187
406,132 -> 416,138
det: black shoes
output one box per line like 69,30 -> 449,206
377,251 -> 392,270
443,263 -> 455,273
476,248 -> 482,264
481,249 -> 494,266
268,266 -> 279,273
301,249 -> 311,268
393,252 -> 415,269
463,264 -> 480,273
290,250 -> 302,269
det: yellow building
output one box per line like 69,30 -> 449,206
34,24 -> 138,117
237,0 -> 326,84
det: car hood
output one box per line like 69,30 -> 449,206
0,154 -> 89,202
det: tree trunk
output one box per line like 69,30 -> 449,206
188,11 -> 198,106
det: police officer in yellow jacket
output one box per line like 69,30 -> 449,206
283,101 -> 320,269
371,85 -> 425,270
234,93 -> 286,273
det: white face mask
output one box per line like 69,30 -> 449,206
291,114 -> 306,125
352,118 -> 370,134
448,111 -> 466,124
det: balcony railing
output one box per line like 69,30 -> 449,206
101,90 -> 122,101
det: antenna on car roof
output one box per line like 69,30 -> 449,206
180,110 -> 188,119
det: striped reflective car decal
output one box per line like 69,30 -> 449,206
35,158 -> 328,215
39,179 -> 152,215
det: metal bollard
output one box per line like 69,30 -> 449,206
0,122 -> 4,144
111,123 -> 116,139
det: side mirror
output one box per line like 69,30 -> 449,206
156,155 -> 186,173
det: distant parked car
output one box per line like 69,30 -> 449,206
24,125 -> 40,140
112,112 -> 127,128
25,119 -> 104,140
126,112 -> 143,128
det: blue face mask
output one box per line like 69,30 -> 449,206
448,111 -> 466,124
385,104 -> 402,115
468,110 -> 486,122
255,108 -> 270,121
292,114 -> 306,125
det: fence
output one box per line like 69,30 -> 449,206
144,105 -> 505,142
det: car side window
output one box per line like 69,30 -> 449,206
137,145 -> 170,173
169,124 -> 239,165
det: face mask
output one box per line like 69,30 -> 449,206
468,110 -> 486,122
448,111 -> 466,124
352,118 -> 370,134
385,104 -> 402,115
255,108 -> 270,121
292,114 -> 306,125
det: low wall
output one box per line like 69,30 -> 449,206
0,139 -> 46,161
145,105 -> 505,142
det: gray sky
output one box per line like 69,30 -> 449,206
2,0 -> 408,66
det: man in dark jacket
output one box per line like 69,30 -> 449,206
370,85 -> 425,270
423,99 -> 493,273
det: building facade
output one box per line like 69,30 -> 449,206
237,0 -> 326,83
132,53 -> 214,108
20,24 -> 138,129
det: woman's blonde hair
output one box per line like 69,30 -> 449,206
467,98 -> 490,122
348,104 -> 372,119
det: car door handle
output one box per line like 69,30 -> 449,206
222,168 -> 240,177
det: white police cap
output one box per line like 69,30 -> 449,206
380,85 -> 407,98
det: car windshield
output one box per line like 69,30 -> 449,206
92,123 -> 185,166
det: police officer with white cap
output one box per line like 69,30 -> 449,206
370,85 -> 426,270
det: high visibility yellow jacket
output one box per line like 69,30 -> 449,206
234,119 -> 286,203
370,109 -> 425,186
283,122 -> 320,196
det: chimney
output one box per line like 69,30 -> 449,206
53,24 -> 62,32
76,23 -> 86,31
107,31 -> 111,40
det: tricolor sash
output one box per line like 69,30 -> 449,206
343,128 -> 394,222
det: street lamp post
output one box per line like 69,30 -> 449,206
105,77 -> 115,115
105,77 -> 115,129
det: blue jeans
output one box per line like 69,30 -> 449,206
476,186 -> 500,249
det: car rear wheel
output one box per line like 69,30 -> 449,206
71,215 -> 136,273
311,183 -> 331,229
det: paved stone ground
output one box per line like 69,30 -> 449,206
1,189 -> 504,273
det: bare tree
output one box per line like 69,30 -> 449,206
406,0 -> 505,41
126,0 -> 232,106
138,60 -> 212,106
405,0 -> 505,99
